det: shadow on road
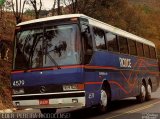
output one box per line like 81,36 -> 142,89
34,98 -> 158,119
67,98 -> 157,119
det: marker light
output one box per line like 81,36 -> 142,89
72,99 -> 78,103
13,88 -> 24,94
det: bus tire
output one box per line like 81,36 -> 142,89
40,108 -> 57,115
136,82 -> 146,103
97,87 -> 110,113
146,83 -> 152,101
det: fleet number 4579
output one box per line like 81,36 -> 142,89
13,80 -> 25,87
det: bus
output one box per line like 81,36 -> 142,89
11,14 -> 160,114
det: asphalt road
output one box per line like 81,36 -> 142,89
9,88 -> 160,119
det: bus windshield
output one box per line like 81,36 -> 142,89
14,24 -> 81,70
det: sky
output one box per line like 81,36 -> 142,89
12,0 -> 55,10
10,0 -> 71,11
9,0 -> 71,12
37,0 -> 54,10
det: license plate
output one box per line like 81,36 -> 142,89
39,99 -> 49,105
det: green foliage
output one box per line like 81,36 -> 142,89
24,9 -> 35,17
73,0 -> 160,55
0,0 -> 5,6
142,5 -> 152,14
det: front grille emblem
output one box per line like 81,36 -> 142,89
40,86 -> 46,93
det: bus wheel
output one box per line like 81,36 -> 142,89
97,88 -> 109,113
40,108 -> 57,115
136,83 -> 146,103
146,83 -> 152,101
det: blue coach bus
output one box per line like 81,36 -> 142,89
11,14 -> 159,114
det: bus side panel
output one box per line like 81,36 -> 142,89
87,51 -> 159,102
84,71 -> 101,107
88,51 -> 139,100
144,58 -> 160,92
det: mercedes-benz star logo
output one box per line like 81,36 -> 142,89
40,86 -> 46,93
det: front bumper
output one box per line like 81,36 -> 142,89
12,91 -> 85,109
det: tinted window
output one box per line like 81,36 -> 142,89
119,36 -> 129,54
93,27 -> 106,50
128,39 -> 137,55
14,24 -> 81,70
81,24 -> 89,33
15,28 -> 43,69
143,44 -> 150,58
136,42 -> 144,57
150,47 -> 156,59
82,24 -> 93,51
81,24 -> 93,64
106,32 -> 119,52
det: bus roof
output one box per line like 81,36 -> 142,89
17,14 -> 155,47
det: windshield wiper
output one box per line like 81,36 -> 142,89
46,53 -> 61,69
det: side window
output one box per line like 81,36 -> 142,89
81,24 -> 93,52
150,47 -> 156,59
81,24 -> 93,64
128,39 -> 137,55
119,36 -> 129,54
93,27 -> 106,50
106,32 -> 119,52
143,44 -> 150,58
81,24 -> 89,33
136,42 -> 144,57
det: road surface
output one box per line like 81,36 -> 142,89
4,88 -> 160,119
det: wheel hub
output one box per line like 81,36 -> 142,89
101,90 -> 107,107
147,84 -> 151,95
141,85 -> 146,97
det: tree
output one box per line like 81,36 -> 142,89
29,0 -> 42,19
24,9 -> 35,17
57,0 -> 61,15
10,0 -> 27,24
62,0 -> 78,13
51,0 -> 63,15
51,0 -> 57,15
0,0 -> 5,39
0,0 -> 5,6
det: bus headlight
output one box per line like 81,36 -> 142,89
63,84 -> 84,91
12,88 -> 24,94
